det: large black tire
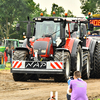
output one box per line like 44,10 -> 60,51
12,73 -> 28,81
29,74 -> 39,80
13,50 -> 28,60
12,50 -> 38,81
0,52 -> 4,64
72,45 -> 82,73
54,51 -> 71,82
82,51 -> 90,79
94,43 -> 100,78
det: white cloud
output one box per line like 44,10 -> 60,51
33,0 -> 85,17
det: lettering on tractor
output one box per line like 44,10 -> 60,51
25,62 -> 46,69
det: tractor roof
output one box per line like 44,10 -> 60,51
65,17 -> 87,21
33,17 -> 71,23
33,17 -> 88,24
65,17 -> 89,24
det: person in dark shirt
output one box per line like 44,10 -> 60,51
4,47 -> 9,65
9,47 -> 14,66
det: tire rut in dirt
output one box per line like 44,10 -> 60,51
82,51 -> 90,79
94,43 -> 100,78
54,51 -> 71,82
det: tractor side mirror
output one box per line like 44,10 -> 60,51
63,20 -> 66,28
74,23 -> 78,31
16,23 -> 20,31
89,24 -> 94,31
26,23 -> 32,37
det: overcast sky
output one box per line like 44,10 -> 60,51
33,0 -> 85,17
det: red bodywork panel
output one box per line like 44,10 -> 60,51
32,37 -> 53,57
64,38 -> 75,53
27,37 -> 75,56
86,37 -> 92,48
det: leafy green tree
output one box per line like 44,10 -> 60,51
80,0 -> 100,16
51,3 -> 65,17
0,0 -> 31,39
67,10 -> 76,17
50,3 -> 75,17
0,0 -> 48,39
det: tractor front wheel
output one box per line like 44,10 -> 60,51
82,51 -> 90,79
12,50 -> 38,81
54,51 -> 71,82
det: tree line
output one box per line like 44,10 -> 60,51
0,0 -> 100,40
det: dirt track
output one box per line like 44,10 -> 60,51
0,70 -> 100,100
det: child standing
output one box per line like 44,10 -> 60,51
67,77 -> 72,100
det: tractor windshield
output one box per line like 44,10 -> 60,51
35,21 -> 60,41
66,23 -> 80,38
4,39 -> 19,49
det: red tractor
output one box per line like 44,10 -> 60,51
11,15 -> 91,82
86,13 -> 100,78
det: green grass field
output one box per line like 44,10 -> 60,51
0,63 -> 11,70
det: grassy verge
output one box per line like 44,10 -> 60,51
0,63 -> 11,70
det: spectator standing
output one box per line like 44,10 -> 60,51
67,77 -> 71,100
4,47 -> 9,66
69,71 -> 88,100
9,47 -> 14,66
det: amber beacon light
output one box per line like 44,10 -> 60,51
88,12 -> 91,15
40,13 -> 43,16
53,11 -> 55,15
65,13 -> 68,17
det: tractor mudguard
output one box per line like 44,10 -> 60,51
56,48 -> 70,53
82,47 -> 89,51
88,39 -> 97,68
71,39 -> 81,70
71,39 -> 81,56
14,47 -> 29,54
64,38 -> 75,53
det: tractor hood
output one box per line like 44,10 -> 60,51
33,37 -> 53,57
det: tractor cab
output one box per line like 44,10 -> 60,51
31,17 -> 79,60
65,17 -> 91,46
33,17 -> 69,45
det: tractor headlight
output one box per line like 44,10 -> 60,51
41,50 -> 46,53
34,49 -> 38,53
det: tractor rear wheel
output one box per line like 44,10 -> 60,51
54,51 -> 71,82
12,50 -> 38,81
82,51 -> 90,79
94,43 -> 100,78
72,45 -> 82,73
76,45 -> 82,72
